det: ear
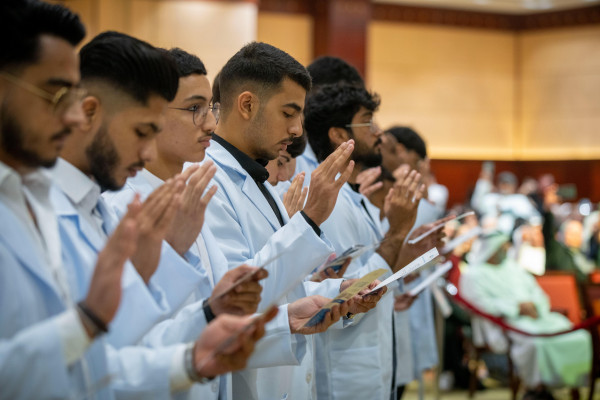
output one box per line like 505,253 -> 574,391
237,91 -> 258,121
80,95 -> 100,132
328,126 -> 350,148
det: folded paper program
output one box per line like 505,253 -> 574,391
367,247 -> 439,294
301,268 -> 388,328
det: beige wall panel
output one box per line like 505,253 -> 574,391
57,1 -> 257,82
128,1 -> 257,81
257,12 -> 313,66
368,22 -> 516,160
518,26 -> 600,160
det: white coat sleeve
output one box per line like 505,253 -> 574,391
205,186 -> 334,307
0,315 -> 75,399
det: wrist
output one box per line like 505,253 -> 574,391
203,298 -> 217,322
184,342 -> 214,384
77,301 -> 109,339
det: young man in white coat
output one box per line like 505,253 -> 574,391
0,2 -> 140,398
49,31 -> 276,398
104,47 -> 350,399
303,82 -> 434,400
203,42 -> 383,399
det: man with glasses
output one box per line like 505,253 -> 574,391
304,82 -> 434,400
104,46 -> 356,400
0,1 -> 141,398
49,31 -> 275,398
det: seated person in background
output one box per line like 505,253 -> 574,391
471,166 -> 540,234
542,184 -> 595,283
511,219 -> 547,276
460,232 -> 592,400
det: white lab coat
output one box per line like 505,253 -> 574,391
0,198 -> 113,400
315,184 -> 395,400
203,138 -> 340,400
404,199 -> 442,378
50,160 -> 209,398
104,169 -> 307,400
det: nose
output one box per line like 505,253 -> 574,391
201,107 -> 217,133
140,139 -> 158,163
61,100 -> 86,128
373,122 -> 384,138
289,116 -> 303,138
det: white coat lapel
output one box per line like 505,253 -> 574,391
51,187 -> 105,252
0,202 -> 61,298
241,175 -> 281,232
209,140 -> 282,232
344,185 -> 381,238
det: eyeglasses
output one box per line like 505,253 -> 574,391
345,120 -> 379,134
169,102 -> 220,126
0,71 -> 87,115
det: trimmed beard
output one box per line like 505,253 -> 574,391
86,121 -> 121,191
0,102 -> 62,168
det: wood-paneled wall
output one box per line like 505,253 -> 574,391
430,159 -> 600,208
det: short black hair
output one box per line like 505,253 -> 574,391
385,126 -> 427,159
287,134 -> 307,158
306,56 -> 364,89
305,83 -> 380,163
80,31 -> 179,104
166,47 -> 207,78
212,71 -> 221,104
0,0 -> 86,71
218,42 -> 311,116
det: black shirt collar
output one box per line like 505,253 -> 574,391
212,133 -> 270,183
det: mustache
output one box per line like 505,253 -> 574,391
51,128 -> 71,141
127,160 -> 145,170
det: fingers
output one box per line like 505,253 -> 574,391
103,218 -> 138,270
336,258 -> 351,278
361,181 -> 383,198
335,160 -> 355,188
325,140 -> 354,178
297,186 -> 308,211
178,163 -> 199,182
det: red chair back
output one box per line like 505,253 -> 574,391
589,270 -> 600,284
535,271 -> 582,325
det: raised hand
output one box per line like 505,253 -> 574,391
130,178 -> 184,283
207,265 -> 267,316
83,197 -> 140,334
375,168 -> 426,269
384,168 -> 424,236
166,162 -> 218,256
356,166 -> 383,198
282,172 -> 308,218
288,295 -> 350,335
193,307 -> 279,378
302,140 -> 355,226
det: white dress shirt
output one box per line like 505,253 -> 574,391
0,161 -> 90,366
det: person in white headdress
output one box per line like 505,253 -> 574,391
460,232 -> 592,400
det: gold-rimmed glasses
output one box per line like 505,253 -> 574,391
0,71 -> 87,115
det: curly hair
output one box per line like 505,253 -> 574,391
304,83 -> 380,163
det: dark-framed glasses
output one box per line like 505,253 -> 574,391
345,120 -> 379,134
0,71 -> 87,115
169,102 -> 220,126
